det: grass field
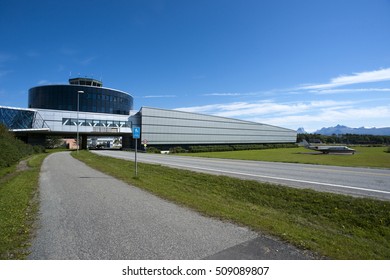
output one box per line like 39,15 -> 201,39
73,151 -> 390,259
0,153 -> 47,259
181,146 -> 390,168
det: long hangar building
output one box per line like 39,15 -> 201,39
0,78 -> 296,148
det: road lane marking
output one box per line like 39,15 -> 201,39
302,167 -> 390,177
94,151 -> 390,196
138,158 -> 390,196
147,154 -> 390,177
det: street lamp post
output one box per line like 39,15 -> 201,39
77,90 -> 84,153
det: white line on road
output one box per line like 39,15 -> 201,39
93,151 -> 390,196
140,158 -> 390,195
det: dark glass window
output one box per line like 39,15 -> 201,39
28,85 -> 133,115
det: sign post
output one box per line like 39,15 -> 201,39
142,139 -> 148,152
132,127 -> 140,177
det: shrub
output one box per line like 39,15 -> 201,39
146,147 -> 161,154
187,143 -> 296,153
0,124 -> 44,168
169,146 -> 187,154
33,145 -> 46,154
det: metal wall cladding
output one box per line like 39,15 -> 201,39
140,107 -> 297,145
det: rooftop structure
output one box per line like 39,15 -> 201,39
68,77 -> 103,87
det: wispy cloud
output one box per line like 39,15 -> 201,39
0,53 -> 16,79
80,56 -> 97,66
300,68 -> 390,90
202,68 -> 390,100
59,47 -> 78,56
250,105 -> 390,132
203,92 -> 260,97
174,67 -> 390,131
0,53 -> 16,64
192,75 -> 205,80
202,89 -> 291,97
175,97 -> 390,132
176,100 -> 356,118
311,88 -> 390,94
0,70 -> 13,78
37,80 -> 50,85
25,50 -> 40,58
204,93 -> 245,96
142,95 -> 177,98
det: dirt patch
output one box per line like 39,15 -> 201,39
16,160 -> 30,172
0,160 -> 31,185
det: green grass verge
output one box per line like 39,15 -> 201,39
73,151 -> 390,259
0,153 -> 48,259
0,165 -> 16,179
180,146 -> 390,168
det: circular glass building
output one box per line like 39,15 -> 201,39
28,78 -> 133,115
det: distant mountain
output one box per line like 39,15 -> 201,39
314,125 -> 390,136
296,127 -> 307,134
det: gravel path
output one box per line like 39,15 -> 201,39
29,152 -> 314,260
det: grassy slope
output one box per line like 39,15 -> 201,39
0,154 -> 47,259
73,151 -> 390,259
181,147 -> 390,168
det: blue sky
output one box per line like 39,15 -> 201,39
1,0 -> 390,132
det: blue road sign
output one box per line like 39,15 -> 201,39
133,127 -> 140,139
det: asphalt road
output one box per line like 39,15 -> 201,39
92,150 -> 390,201
29,152 -> 314,259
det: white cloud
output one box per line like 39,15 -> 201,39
301,68 -> 390,90
311,88 -> 390,94
176,100 -> 356,118
204,93 -> 246,96
142,95 -> 176,98
174,104 -> 217,114
25,51 -> 40,58
0,53 -> 15,79
174,67 -> 390,131
176,98 -> 390,132
0,53 -> 16,64
252,106 -> 390,132
196,68 -> 390,101
80,56 -> 97,66
0,70 -> 13,78
203,92 -> 261,97
59,47 -> 78,56
37,80 -> 50,85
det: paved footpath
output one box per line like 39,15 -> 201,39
29,152 -> 315,260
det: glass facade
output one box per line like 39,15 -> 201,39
0,107 -> 48,129
28,85 -> 133,115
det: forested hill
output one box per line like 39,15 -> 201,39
314,125 -> 390,136
297,132 -> 390,145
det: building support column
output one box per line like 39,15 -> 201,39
27,134 -> 46,147
122,135 -> 132,149
81,135 -> 88,150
